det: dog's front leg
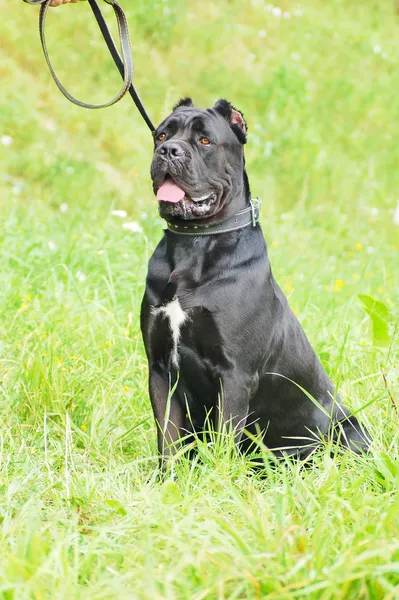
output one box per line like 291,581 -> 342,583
149,366 -> 185,467
216,375 -> 252,446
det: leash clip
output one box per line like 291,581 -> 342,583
250,198 -> 261,227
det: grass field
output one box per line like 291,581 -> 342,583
1,0 -> 399,598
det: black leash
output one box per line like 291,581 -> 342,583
23,0 -> 155,132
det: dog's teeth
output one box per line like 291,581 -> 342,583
192,194 -> 211,202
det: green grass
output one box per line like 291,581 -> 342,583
1,0 -> 399,597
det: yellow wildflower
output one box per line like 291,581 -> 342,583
81,424 -> 87,432
355,243 -> 363,251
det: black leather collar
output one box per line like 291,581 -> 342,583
166,198 -> 261,236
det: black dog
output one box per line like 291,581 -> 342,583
141,98 -> 370,465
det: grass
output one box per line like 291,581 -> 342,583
1,0 -> 399,597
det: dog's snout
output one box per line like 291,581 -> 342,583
159,142 -> 184,159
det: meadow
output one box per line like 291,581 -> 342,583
0,0 -> 399,597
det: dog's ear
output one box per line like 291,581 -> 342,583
173,97 -> 194,111
213,99 -> 247,144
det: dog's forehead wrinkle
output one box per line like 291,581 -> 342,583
160,106 -> 236,133
191,117 -> 207,133
172,108 -> 217,126
158,108 -> 232,144
165,117 -> 181,128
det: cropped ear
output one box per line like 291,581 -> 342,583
173,97 -> 194,111
213,99 -> 247,143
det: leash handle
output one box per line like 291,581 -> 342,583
23,0 -> 155,131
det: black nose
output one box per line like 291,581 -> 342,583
159,142 -> 184,159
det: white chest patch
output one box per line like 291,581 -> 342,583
154,298 -> 188,368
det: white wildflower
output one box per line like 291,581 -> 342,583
123,222 -> 143,233
393,201 -> 399,226
76,271 -> 86,282
264,141 -> 273,157
373,45 -> 381,54
60,203 -> 68,213
97,250 -> 104,255
48,241 -> 57,251
272,6 -> 282,17
258,30 -> 266,38
44,120 -> 57,132
112,210 -> 127,218
370,207 -> 379,217
1,135 -> 13,147
283,11 -> 290,18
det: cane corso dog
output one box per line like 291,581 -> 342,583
140,98 -> 370,465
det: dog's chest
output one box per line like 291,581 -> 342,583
147,290 -> 226,373
151,298 -> 188,369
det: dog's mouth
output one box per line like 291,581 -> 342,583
156,175 -> 216,218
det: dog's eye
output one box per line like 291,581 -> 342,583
157,133 -> 166,142
199,137 -> 211,145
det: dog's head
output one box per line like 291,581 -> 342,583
151,98 -> 249,221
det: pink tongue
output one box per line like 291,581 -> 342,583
156,180 -> 185,203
